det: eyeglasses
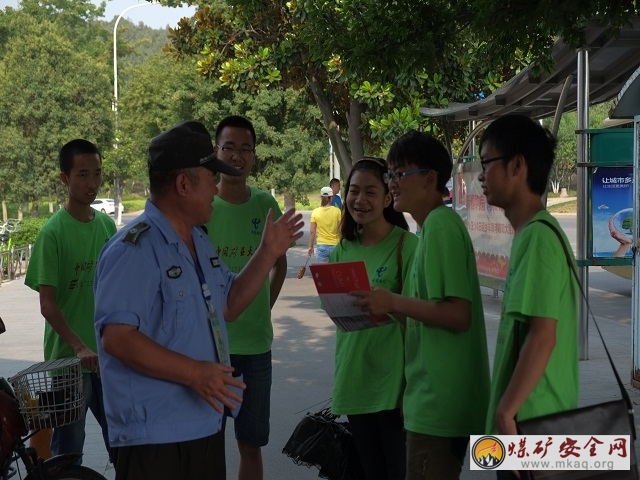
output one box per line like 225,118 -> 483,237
383,168 -> 430,184
217,145 -> 255,157
480,155 -> 509,172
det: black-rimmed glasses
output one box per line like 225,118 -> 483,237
217,145 -> 255,157
383,168 -> 430,184
480,155 -> 509,172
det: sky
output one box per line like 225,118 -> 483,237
0,0 -> 197,30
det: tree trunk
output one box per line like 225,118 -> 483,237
346,99 -> 365,168
306,74 -> 360,176
283,191 -> 295,212
2,200 -> 6,222
17,203 -> 23,221
30,201 -> 38,217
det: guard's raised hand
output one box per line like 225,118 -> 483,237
260,208 -> 304,261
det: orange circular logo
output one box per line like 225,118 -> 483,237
472,436 -> 506,470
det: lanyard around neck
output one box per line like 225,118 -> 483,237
194,258 -> 230,366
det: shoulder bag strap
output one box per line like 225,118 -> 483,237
397,232 -> 406,290
396,231 -> 407,334
515,219 -> 635,431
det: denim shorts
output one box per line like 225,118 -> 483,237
228,351 -> 272,447
315,244 -> 335,263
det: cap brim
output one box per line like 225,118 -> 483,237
201,153 -> 242,176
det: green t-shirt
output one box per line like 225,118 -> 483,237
310,206 -> 341,246
485,211 -> 579,434
205,187 -> 282,355
329,227 -> 418,415
25,208 -> 116,361
403,206 -> 490,437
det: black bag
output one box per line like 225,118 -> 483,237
282,407 -> 365,480
514,220 -> 638,480
517,399 -> 637,479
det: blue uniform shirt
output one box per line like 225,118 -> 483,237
94,200 -> 235,447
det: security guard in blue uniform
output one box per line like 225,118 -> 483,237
94,121 -> 304,480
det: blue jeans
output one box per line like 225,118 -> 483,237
227,351 -> 272,447
51,372 -> 110,463
315,244 -> 335,263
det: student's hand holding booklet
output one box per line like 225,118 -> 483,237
309,261 -> 391,332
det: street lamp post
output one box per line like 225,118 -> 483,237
112,2 -> 157,225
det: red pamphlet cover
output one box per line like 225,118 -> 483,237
309,261 -> 391,332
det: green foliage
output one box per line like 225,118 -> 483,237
471,0 -> 639,74
544,102 -> 611,192
548,200 -> 577,214
165,0 -> 525,172
122,197 -> 147,213
10,217 -> 48,246
275,193 -> 321,211
117,48 -> 328,202
0,5 -> 113,210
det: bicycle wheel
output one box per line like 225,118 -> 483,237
25,464 -> 108,480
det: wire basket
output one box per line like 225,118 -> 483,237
9,358 -> 84,430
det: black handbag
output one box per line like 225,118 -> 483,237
282,407 -> 365,480
514,219 -> 638,479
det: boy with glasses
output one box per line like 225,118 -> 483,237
478,114 -> 578,479
205,115 -> 286,480
353,130 -> 490,480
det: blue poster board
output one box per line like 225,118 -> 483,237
591,166 -> 633,258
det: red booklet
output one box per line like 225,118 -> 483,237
309,261 -> 391,332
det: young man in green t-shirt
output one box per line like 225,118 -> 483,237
25,139 -> 115,461
204,115 -> 287,480
478,115 -> 579,479
353,131 -> 490,479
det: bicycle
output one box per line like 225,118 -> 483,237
0,318 -> 107,480
0,220 -> 21,236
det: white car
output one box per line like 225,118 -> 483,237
91,198 -> 124,215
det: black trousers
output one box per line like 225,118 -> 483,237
347,408 -> 406,480
111,430 -> 225,480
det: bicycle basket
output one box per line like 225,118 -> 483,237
9,358 -> 84,430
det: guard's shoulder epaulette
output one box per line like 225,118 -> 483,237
123,222 -> 151,245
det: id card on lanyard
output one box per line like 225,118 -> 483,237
195,258 -> 243,417
201,282 -> 229,366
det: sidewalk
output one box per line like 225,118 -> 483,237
0,241 -> 636,479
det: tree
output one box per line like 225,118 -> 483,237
0,11 -> 113,216
165,1 -> 515,176
471,0 -> 638,74
547,102 -> 612,193
165,0 -> 640,172
117,52 -> 328,206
